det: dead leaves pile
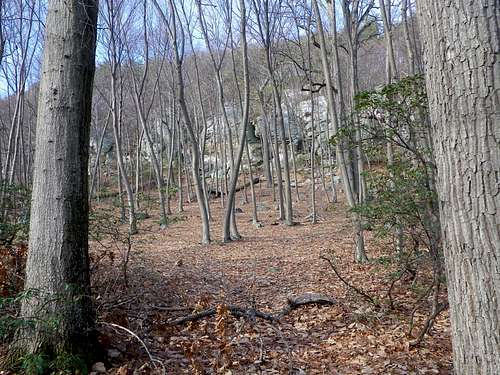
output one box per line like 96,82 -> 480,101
92,188 -> 453,374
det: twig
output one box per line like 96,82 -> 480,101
409,279 -> 449,347
105,296 -> 139,309
320,255 -> 380,307
386,269 -> 407,310
152,305 -> 194,312
407,282 -> 434,336
409,301 -> 449,347
99,321 -> 165,374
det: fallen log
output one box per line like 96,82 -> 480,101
208,177 -> 260,197
166,292 -> 336,325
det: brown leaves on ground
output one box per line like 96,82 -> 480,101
93,185 -> 452,373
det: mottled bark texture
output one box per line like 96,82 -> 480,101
418,1 -> 499,373
19,0 -> 98,356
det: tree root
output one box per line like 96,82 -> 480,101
167,293 -> 336,325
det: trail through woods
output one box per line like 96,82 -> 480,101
91,184 -> 452,374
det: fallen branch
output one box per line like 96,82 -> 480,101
99,321 -> 165,374
167,293 -> 336,325
320,255 -> 380,308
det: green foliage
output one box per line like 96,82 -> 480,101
1,288 -> 92,374
20,353 -> 49,375
166,185 -> 179,198
49,352 -> 88,374
0,183 -> 31,245
354,75 -> 431,159
0,290 -> 38,344
355,75 -> 427,115
15,350 -> 89,375
353,161 -> 436,240
111,193 -> 126,210
351,75 -> 438,260
328,125 -> 356,148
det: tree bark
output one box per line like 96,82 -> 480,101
223,0 -> 250,242
18,0 -> 98,357
418,1 -> 500,373
152,0 -> 211,244
314,0 -> 367,262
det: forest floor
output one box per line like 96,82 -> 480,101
90,180 -> 453,375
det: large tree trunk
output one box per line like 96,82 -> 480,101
19,0 -> 98,357
418,1 -> 500,373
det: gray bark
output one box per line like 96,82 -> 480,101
19,0 -> 98,356
418,1 -> 500,373
223,0 -> 250,241
401,0 -> 417,75
258,87 -> 273,187
314,0 -> 367,262
153,0 -> 211,244
89,110 -> 110,205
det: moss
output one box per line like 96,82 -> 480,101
4,339 -> 102,375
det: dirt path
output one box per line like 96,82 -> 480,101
93,186 -> 452,374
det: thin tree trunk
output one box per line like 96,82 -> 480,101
313,0 -> 367,262
152,0 -> 211,244
89,110 -> 111,206
401,0 -> 416,75
258,89 -> 273,187
223,0 -> 250,241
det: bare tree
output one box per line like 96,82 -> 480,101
314,0 -> 367,262
101,0 -> 138,234
152,0 -> 211,244
125,1 -> 169,226
222,0 -> 251,241
251,0 -> 294,226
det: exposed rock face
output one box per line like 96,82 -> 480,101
247,120 -> 263,166
254,92 -> 333,158
90,91 -> 337,180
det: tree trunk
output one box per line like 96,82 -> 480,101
18,0 -> 98,358
401,0 -> 417,75
258,89 -> 273,187
314,0 -> 367,262
89,110 -> 111,207
223,0 -> 250,242
153,0 -> 211,244
418,1 -> 500,373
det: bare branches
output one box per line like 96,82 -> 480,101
167,293 -> 336,325
320,254 -> 380,307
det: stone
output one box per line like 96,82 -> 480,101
256,203 -> 270,212
91,362 -> 106,373
107,348 -> 121,359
